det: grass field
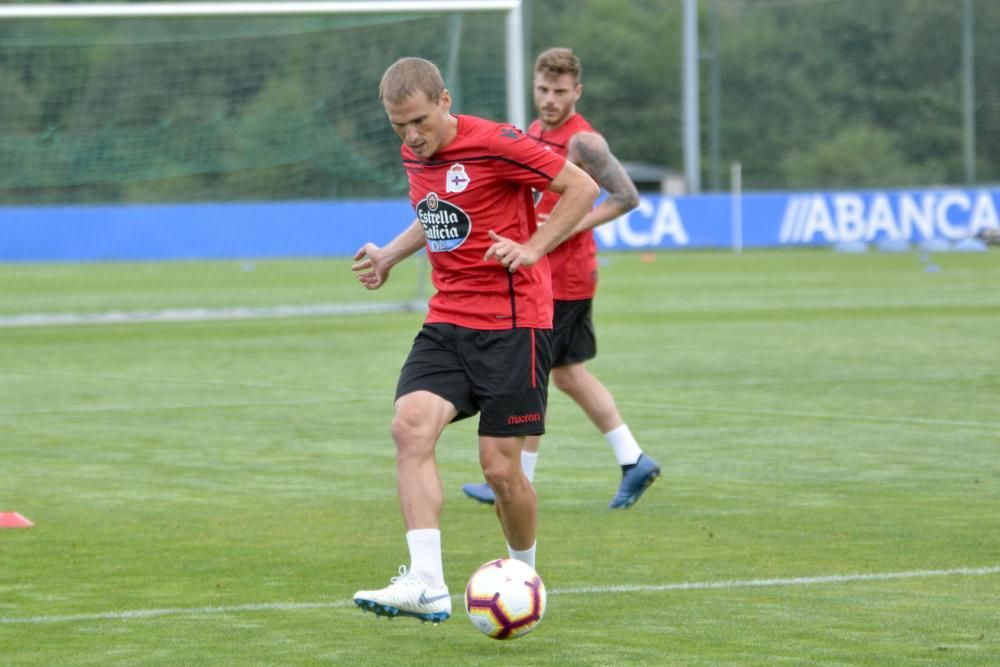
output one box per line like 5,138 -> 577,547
1,249 -> 998,665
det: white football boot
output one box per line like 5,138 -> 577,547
353,566 -> 451,623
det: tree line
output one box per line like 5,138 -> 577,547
0,0 -> 996,204
533,0 -> 999,191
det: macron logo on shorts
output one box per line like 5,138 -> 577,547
507,412 -> 542,425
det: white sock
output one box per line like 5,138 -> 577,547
521,451 -> 539,483
406,528 -> 446,589
507,542 -> 537,571
604,423 -> 642,466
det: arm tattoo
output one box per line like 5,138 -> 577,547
570,133 -> 640,214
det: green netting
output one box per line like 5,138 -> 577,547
0,12 -> 508,204
4,1 -> 997,202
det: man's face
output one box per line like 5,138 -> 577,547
533,71 -> 581,130
384,89 -> 453,159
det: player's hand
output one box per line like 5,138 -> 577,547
352,242 -> 390,290
484,230 -> 540,273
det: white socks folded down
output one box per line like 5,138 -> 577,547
604,423 -> 643,467
407,529 -> 538,586
524,424 -> 643,477
521,451 -> 539,482
406,528 -> 445,589
506,542 -> 537,570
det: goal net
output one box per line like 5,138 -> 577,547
0,1 -> 523,326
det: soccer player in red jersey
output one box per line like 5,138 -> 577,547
462,47 -> 661,510
352,57 -> 598,623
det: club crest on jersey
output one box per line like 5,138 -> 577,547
446,164 -> 470,193
416,192 -> 472,252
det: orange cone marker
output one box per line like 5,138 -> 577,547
0,512 -> 33,528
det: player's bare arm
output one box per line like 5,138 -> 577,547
485,160 -> 598,272
353,218 -> 425,290
567,131 -> 640,233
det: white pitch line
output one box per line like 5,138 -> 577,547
631,401 -> 998,431
0,301 -> 423,328
1,565 -> 997,626
0,398 -> 337,417
646,371 -> 991,389
3,367 -> 338,393
552,565 -> 1000,595
0,601 -> 352,625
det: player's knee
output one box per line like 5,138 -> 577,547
390,407 -> 435,455
552,364 -> 586,394
552,372 -> 573,394
481,462 -> 517,497
481,464 -> 505,489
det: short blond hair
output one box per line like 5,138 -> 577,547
379,57 -> 445,105
534,47 -> 582,83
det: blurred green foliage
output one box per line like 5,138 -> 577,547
0,10 -> 508,203
531,0 -> 999,190
0,0 -> 997,203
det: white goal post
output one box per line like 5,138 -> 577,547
0,1 -> 526,130
0,1 -> 526,326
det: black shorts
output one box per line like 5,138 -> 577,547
551,299 -> 597,367
395,323 -> 553,437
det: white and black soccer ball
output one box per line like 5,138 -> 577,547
464,558 -> 546,640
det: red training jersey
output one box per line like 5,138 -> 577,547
402,114 -> 567,330
527,113 -> 599,301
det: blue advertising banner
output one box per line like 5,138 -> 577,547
593,188 -> 1000,250
2,188 -> 997,261
0,200 -> 413,262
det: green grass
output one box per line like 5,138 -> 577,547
1,249 -> 998,665
0,257 -> 425,316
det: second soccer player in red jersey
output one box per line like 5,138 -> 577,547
462,47 -> 662,510
352,57 -> 598,623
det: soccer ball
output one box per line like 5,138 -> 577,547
464,558 -> 546,640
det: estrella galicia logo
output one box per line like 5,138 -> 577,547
416,192 -> 472,252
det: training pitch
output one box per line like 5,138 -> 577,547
1,249 -> 998,665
